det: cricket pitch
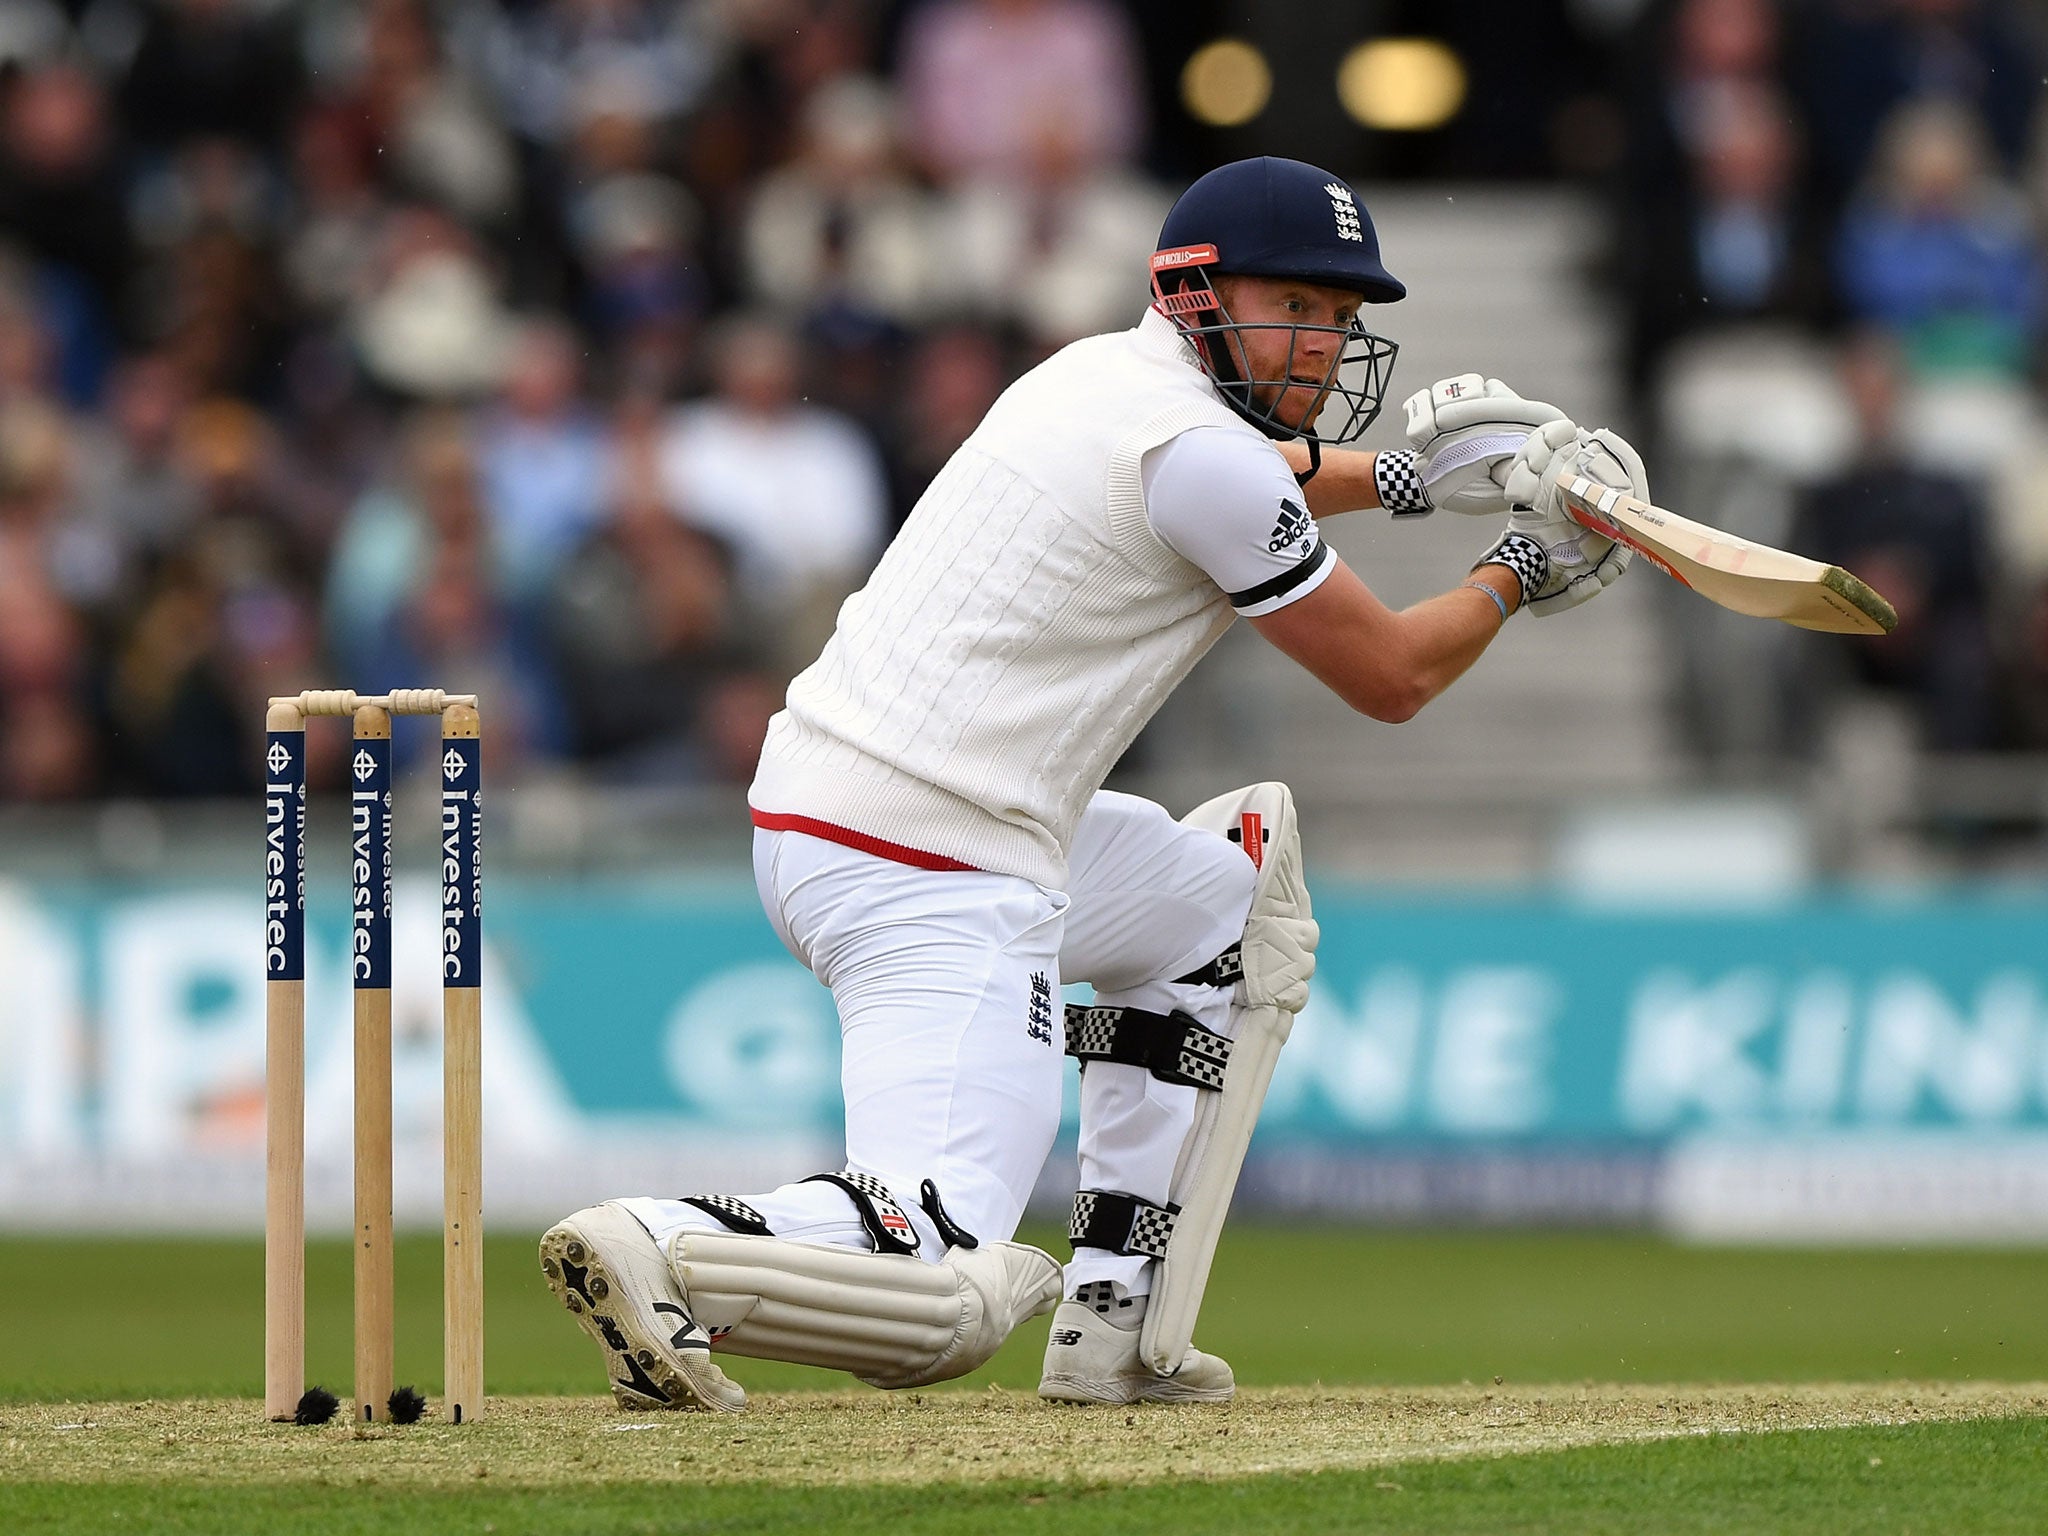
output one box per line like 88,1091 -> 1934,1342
5,1383 -> 2043,1489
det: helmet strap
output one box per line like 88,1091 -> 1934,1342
1293,436 -> 1321,488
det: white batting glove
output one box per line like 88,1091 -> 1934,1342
1385,375 -> 1570,518
1485,422 -> 1646,616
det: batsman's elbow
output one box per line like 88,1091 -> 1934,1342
1247,564 -> 1433,722
1348,676 -> 1428,724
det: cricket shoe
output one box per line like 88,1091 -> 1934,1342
1037,1281 -> 1235,1404
540,1201 -> 746,1412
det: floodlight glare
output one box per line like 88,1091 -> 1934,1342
1182,39 -> 1273,128
1338,39 -> 1467,131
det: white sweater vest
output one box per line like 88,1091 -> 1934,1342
749,309 -> 1272,887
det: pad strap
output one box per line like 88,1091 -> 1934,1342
802,1171 -> 923,1256
1173,943 -> 1244,988
679,1195 -> 773,1237
918,1179 -> 979,1250
1070,1190 -> 1178,1259
1064,1004 -> 1231,1090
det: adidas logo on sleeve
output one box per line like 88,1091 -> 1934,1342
1267,496 -> 1315,557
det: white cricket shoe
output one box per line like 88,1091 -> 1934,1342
540,1201 -> 746,1412
1037,1282 -> 1235,1404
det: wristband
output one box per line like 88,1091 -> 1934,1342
1473,530 -> 1548,606
1374,449 -> 1432,517
1462,579 -> 1509,622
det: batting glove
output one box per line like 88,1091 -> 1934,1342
1383,375 -> 1571,518
1493,423 -> 1647,616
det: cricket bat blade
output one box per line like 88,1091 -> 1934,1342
1553,470 -> 1897,636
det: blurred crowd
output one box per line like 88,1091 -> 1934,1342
0,0 -> 2045,805
0,0 -> 1173,798
1615,0 -> 2048,762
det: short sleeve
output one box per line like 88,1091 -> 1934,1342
1141,426 -> 1335,616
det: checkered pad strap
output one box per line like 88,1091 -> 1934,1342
1374,448 -> 1432,517
1069,1190 -> 1178,1259
679,1194 -> 773,1237
1173,943 -> 1244,989
1475,529 -> 1548,607
802,1170 -> 923,1256
1063,1004 -> 1231,1091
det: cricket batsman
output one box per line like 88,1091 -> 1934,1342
540,156 -> 1648,1408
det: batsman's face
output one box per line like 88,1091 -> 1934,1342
1211,275 -> 1362,432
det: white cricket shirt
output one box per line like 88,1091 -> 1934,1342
749,307 -> 1335,886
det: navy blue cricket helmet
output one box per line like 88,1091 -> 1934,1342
1152,157 -> 1404,446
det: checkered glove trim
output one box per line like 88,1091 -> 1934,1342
1063,1004 -> 1232,1090
802,1170 -> 923,1255
1474,530 -> 1548,608
1375,448 -> 1433,517
679,1194 -> 773,1236
1069,1190 -> 1179,1259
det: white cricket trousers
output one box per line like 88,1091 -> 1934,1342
622,790 -> 1255,1297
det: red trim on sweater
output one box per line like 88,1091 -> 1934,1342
749,810 -> 981,872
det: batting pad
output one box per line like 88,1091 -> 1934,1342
1141,780 -> 1312,1376
670,1231 -> 1060,1389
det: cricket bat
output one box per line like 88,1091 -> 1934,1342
1553,469 -> 1897,636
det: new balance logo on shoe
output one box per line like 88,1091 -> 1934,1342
654,1300 -> 707,1352
1268,497 -> 1314,556
1051,1329 -> 1083,1347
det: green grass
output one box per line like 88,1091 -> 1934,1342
4,1417 -> 2045,1534
4,1227 -> 2044,1534
3,1226 -> 2046,1400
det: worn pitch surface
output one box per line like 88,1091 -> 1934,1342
4,1384 -> 2042,1488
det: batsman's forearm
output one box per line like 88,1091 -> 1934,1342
1387,577 -> 1516,713
1248,559 -> 1509,723
1274,442 -> 1385,517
